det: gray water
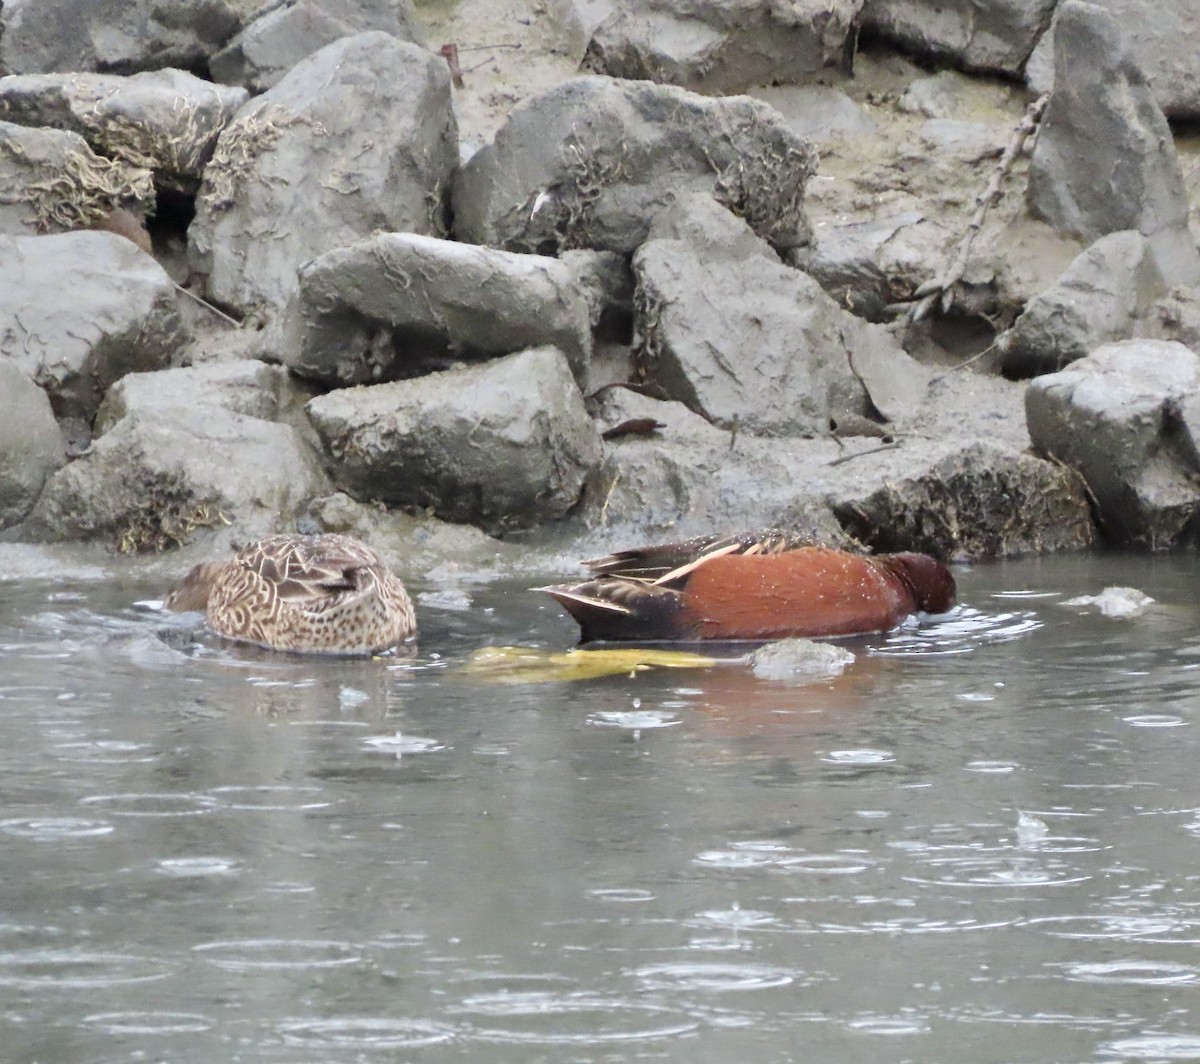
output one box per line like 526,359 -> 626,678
2,549 -> 1200,1063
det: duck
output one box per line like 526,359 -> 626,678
539,529 -> 956,643
163,533 -> 415,655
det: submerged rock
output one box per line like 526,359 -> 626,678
277,232 -> 592,386
0,231 -> 184,422
1026,339 -> 1200,549
453,76 -> 814,255
190,31 -> 457,314
305,347 -> 602,533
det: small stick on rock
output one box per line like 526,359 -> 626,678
907,92 -> 1050,324
439,43 -> 464,88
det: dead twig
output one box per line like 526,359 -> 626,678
907,92 -> 1050,324
174,283 -> 241,328
827,441 -> 902,467
438,44 -> 464,88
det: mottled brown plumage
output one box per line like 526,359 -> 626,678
164,534 -> 415,655
540,529 -> 956,643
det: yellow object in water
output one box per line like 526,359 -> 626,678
465,645 -> 720,683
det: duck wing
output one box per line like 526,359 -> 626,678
235,534 -> 385,604
583,528 -> 816,586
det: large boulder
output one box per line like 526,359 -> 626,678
581,0 -> 864,94
0,363 -> 65,529
189,32 -> 457,314
998,231 -> 1167,378
21,362 -> 329,551
583,384 -> 1094,558
0,231 -> 184,422
1026,339 -> 1200,548
1027,1 -> 1200,286
452,76 -> 814,255
862,0 -> 1056,76
0,0 -> 242,76
1025,0 -> 1200,121
632,216 -> 924,435
0,70 -> 248,193
276,233 -> 593,386
305,347 -> 602,533
211,0 -> 422,93
0,121 -> 154,237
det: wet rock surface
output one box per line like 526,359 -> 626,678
1,0 -> 1199,571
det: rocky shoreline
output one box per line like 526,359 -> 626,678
2,0 -> 1199,586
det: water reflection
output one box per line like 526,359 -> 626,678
2,552 -> 1200,1060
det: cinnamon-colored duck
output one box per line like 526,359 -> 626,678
540,530 -> 956,643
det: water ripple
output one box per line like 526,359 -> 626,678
277,1017 -> 457,1048
192,938 -> 363,971
903,856 -> 1091,888
0,817 -> 113,840
632,961 -> 796,991
1055,960 -> 1200,986
208,785 -> 334,811
453,992 -> 699,1044
78,792 -> 217,818
1100,1034 -> 1200,1059
82,1011 -> 213,1034
0,949 -> 172,988
694,841 -> 873,875
362,733 -> 447,757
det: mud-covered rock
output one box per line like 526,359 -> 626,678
788,209 -> 939,321
1026,0 -> 1200,121
0,231 -> 184,422
0,121 -> 155,237
831,439 -> 1096,559
863,0 -> 1056,76
0,0 -> 242,76
0,363 -> 65,529
452,76 -> 813,255
560,249 -> 635,342
581,0 -> 864,94
276,233 -> 592,386
1026,339 -> 1200,549
190,32 -> 457,314
211,0 -> 422,93
1137,287 -> 1200,351
1027,1 -> 1200,286
633,230 -> 922,435
21,362 -> 329,551
999,231 -> 1167,378
305,347 -> 602,533
0,70 -> 247,193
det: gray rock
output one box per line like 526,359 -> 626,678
0,231 -> 185,421
645,190 -> 779,261
1026,0 -> 1200,121
0,363 -> 65,529
1026,339 -> 1200,549
633,234 -> 921,435
305,347 -> 603,533
1027,1 -> 1200,286
560,248 -> 635,341
999,231 -> 1167,378
276,233 -> 593,386
452,76 -> 814,255
863,0 -> 1056,76
189,32 -> 457,314
582,388 -> 1091,559
0,0 -> 242,76
1136,286 -> 1200,350
787,210 -> 944,322
747,84 -> 876,142
581,0 -> 864,94
22,362 -> 329,551
830,439 -> 1096,559
0,121 -> 155,237
0,70 -> 247,193
211,0 -> 422,94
